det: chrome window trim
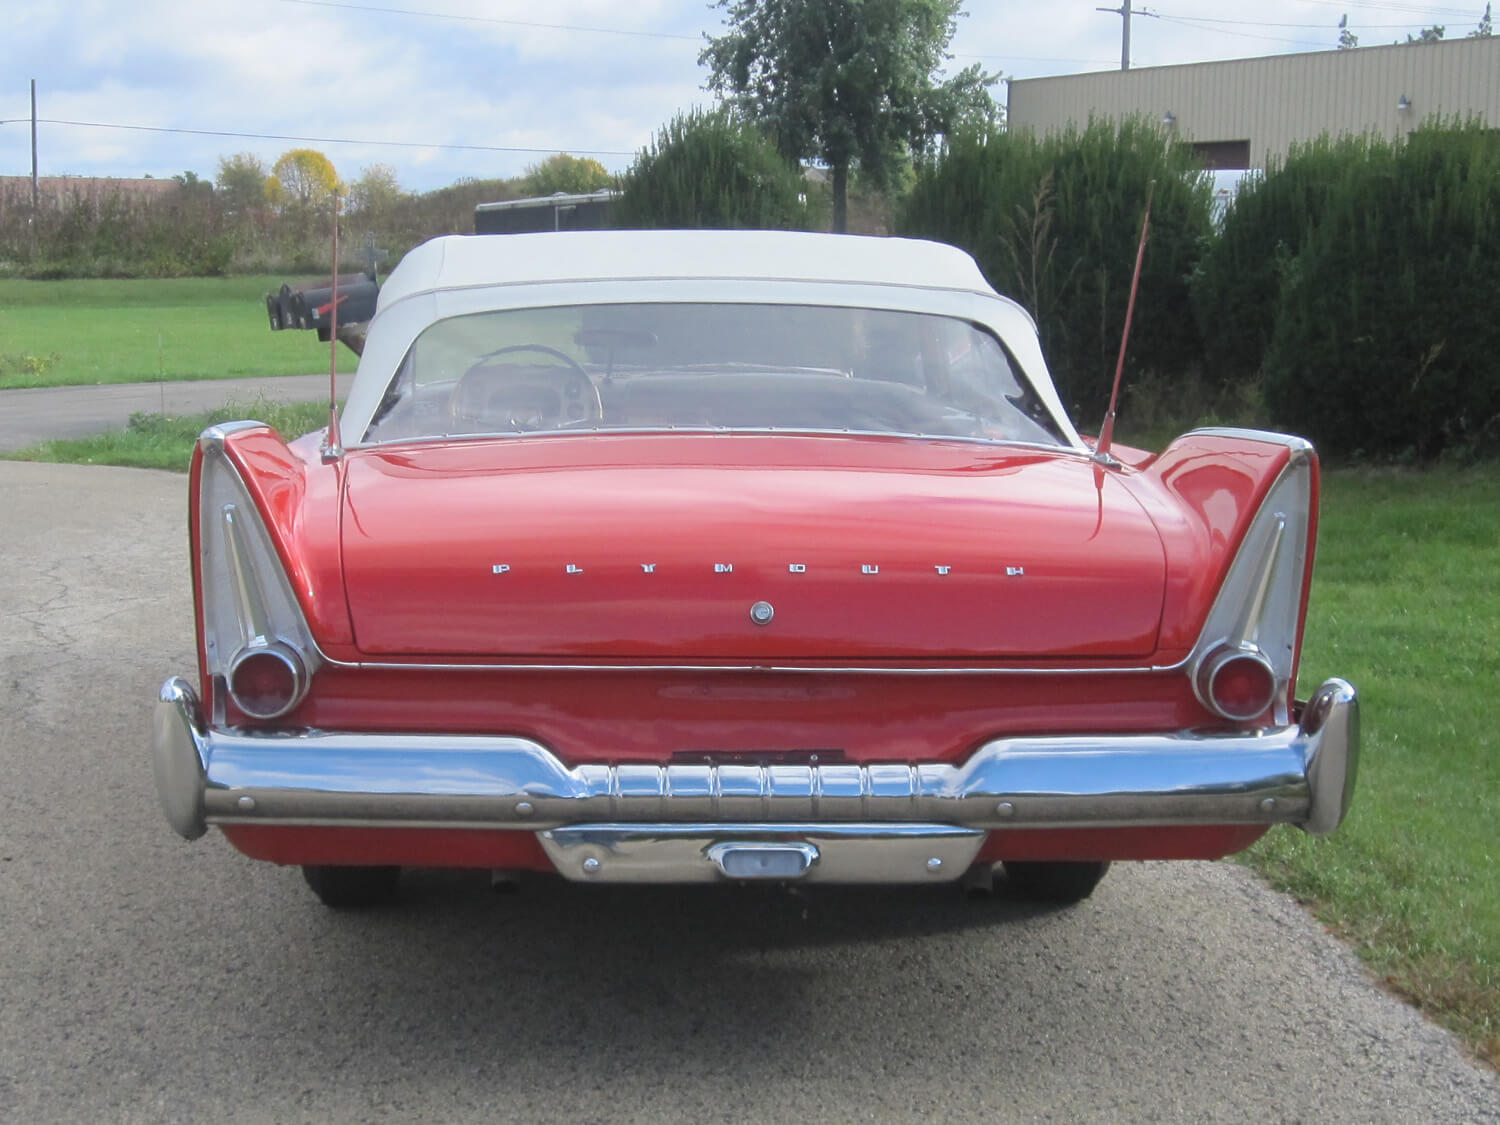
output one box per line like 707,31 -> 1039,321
353,427 -> 1081,458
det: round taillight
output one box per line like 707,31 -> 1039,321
1196,647 -> 1278,722
228,644 -> 307,720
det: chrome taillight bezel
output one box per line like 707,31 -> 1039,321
1194,644 -> 1278,722
197,425 -> 319,723
227,641 -> 310,720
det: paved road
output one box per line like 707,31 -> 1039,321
0,460 -> 1495,1123
0,373 -> 353,452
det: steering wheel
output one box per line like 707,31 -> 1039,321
450,343 -> 603,432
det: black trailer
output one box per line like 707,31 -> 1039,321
474,189 -> 616,235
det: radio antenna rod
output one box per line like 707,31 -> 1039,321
321,190 -> 344,463
1093,180 -> 1154,466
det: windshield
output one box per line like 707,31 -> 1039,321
362,302 -> 1066,447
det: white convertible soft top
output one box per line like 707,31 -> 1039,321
374,231 -> 1000,314
342,231 -> 1082,450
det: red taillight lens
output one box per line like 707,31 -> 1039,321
228,645 -> 307,719
1196,647 -> 1277,722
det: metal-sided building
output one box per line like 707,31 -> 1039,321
1006,36 -> 1500,170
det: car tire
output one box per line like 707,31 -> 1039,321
1001,860 -> 1110,903
301,864 -> 401,908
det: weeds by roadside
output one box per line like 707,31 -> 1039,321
0,396 -> 330,471
0,352 -> 62,378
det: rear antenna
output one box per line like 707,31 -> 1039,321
1093,180 -> 1154,467
320,189 -> 345,464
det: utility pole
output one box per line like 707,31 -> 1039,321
1097,0 -> 1133,71
30,79 -> 39,212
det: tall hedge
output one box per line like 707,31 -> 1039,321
1261,123 -> 1500,459
612,109 -> 815,231
1193,134 -> 1386,388
897,119 -> 1213,425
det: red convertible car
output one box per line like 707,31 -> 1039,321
152,230 -> 1358,907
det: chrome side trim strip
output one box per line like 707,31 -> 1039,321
538,823 -> 986,884
154,677 -> 1358,840
315,656 -> 1194,675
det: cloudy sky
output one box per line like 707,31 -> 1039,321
2,0 -> 1491,193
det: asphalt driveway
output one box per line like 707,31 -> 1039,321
0,459 -> 1495,1123
0,373 -> 352,452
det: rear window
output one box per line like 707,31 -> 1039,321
362,302 -> 1066,447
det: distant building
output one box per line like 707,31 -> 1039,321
1007,36 -> 1500,170
0,175 -> 182,209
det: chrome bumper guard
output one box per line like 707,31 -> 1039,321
154,677 -> 1360,869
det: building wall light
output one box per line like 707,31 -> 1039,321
1397,94 -> 1412,111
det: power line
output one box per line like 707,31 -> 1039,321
279,0 -> 1120,66
277,0 -> 702,41
1146,9 -> 1443,28
1142,12 -> 1334,48
0,117 -> 635,156
1288,0 -> 1483,16
953,52 -> 1120,64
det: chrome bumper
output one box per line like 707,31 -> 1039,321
153,676 -> 1359,854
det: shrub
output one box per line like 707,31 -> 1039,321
1193,134 -> 1389,388
1261,122 -> 1500,459
612,109 -> 814,231
898,119 -> 1213,426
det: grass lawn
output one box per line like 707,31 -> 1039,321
1246,466 -> 1499,1067
4,415 -> 1496,1063
0,276 -> 356,389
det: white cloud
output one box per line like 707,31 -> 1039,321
0,0 -> 1481,191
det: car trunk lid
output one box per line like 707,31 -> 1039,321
340,435 -> 1166,660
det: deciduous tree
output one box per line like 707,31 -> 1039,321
267,148 -> 343,214
1404,24 -> 1445,42
215,152 -> 268,214
613,109 -> 812,231
701,0 -> 996,232
347,163 -> 405,226
522,153 -> 612,197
